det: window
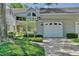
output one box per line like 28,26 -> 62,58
16,17 -> 26,21
27,13 -> 31,16
54,23 -> 57,25
49,23 -> 52,25
32,13 -> 36,16
59,23 -> 61,25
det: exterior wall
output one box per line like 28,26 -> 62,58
36,20 -> 43,35
36,14 -> 79,37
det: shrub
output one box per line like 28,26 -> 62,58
15,40 -> 45,56
15,36 -> 24,40
16,32 -> 24,37
0,42 -> 25,56
23,43 -> 45,56
26,37 -> 43,42
24,33 -> 34,37
66,33 -> 78,39
8,32 -> 16,38
35,35 -> 43,37
29,34 -> 34,37
0,40 -> 45,56
72,39 -> 79,43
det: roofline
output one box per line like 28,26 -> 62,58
40,13 -> 79,16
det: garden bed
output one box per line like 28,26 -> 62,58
0,39 -> 45,56
15,36 -> 43,42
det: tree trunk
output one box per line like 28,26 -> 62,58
0,3 -> 8,42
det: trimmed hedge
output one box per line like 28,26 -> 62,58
66,33 -> 78,39
26,37 -> 43,42
24,34 -> 34,37
24,34 -> 43,37
35,35 -> 43,37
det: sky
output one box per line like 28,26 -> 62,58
25,3 -> 79,8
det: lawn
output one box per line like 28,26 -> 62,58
0,37 -> 45,56
72,38 -> 79,43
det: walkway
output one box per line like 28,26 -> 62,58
43,38 -> 79,56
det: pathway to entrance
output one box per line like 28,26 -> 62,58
43,38 -> 79,56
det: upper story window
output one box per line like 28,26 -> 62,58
32,13 -> 36,16
16,16 -> 26,21
27,13 -> 31,16
27,12 -> 36,16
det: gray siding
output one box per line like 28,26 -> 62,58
36,14 -> 79,37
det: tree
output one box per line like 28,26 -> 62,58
0,4 -> 8,42
8,3 -> 25,8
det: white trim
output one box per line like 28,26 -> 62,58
75,22 -> 79,38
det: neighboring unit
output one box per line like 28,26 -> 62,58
9,8 -> 79,38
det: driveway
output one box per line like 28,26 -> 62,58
43,38 -> 79,56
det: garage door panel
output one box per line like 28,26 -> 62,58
44,22 -> 63,37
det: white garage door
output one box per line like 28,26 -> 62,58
43,22 -> 63,37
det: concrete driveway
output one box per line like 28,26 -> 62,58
43,38 -> 79,56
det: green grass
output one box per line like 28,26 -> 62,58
0,39 -> 45,56
24,44 -> 45,56
15,39 -> 45,56
0,42 -> 25,56
72,39 -> 79,43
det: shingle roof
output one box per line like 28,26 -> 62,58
40,8 -> 79,13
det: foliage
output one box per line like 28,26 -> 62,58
16,32 -> 24,37
24,43 -> 45,56
24,33 -> 34,37
72,39 -> 79,43
35,35 -> 43,37
15,35 -> 43,42
26,37 -> 43,42
8,3 -> 25,8
8,32 -> 16,38
15,39 -> 45,56
0,42 -> 25,56
0,38 -> 44,56
66,33 -> 78,39
19,20 -> 36,32
24,33 -> 43,38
